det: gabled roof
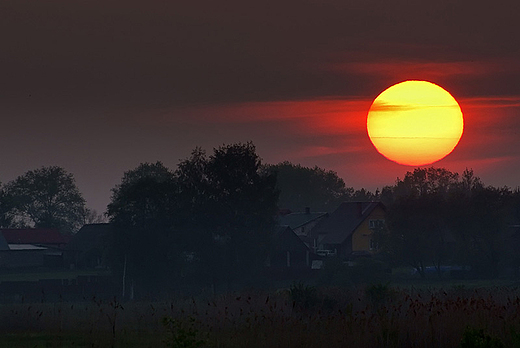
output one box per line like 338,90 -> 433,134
278,212 -> 328,229
0,228 -> 69,245
273,225 -> 310,251
66,223 -> 112,251
313,202 -> 385,245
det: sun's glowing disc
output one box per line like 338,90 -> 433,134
366,80 -> 464,166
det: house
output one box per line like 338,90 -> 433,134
0,228 -> 70,268
65,223 -> 113,269
0,228 -> 69,249
309,201 -> 386,259
267,225 -> 315,272
277,207 -> 328,246
0,231 -> 49,268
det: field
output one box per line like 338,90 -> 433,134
2,281 -> 520,347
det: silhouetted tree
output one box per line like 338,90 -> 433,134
81,208 -> 107,225
108,144 -> 279,295
110,161 -> 175,205
6,166 -> 86,234
393,167 -> 459,198
384,168 -> 461,277
383,167 -> 518,278
0,182 -> 15,228
176,142 -> 279,283
266,162 -> 354,212
386,192 -> 451,278
449,184 -> 511,277
107,162 -> 177,296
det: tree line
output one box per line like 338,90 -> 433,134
1,141 -> 518,291
376,167 -> 520,279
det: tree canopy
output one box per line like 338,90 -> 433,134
5,166 -> 87,234
266,162 -> 354,212
381,167 -> 515,278
107,143 -> 279,296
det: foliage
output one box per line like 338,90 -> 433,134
266,161 -> 355,212
364,282 -> 395,308
4,285 -> 520,347
110,161 -> 174,204
5,166 -> 87,234
449,184 -> 511,278
162,317 -> 205,348
289,282 -> 318,309
382,167 -> 516,279
460,327 -> 504,348
107,162 -> 177,294
175,142 -> 279,281
107,143 -> 279,293
0,182 -> 15,228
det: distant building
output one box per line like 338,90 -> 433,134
0,228 -> 70,268
309,202 -> 386,259
277,207 -> 328,247
0,228 -> 69,248
65,223 -> 112,269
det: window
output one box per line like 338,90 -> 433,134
369,219 -> 385,230
370,238 -> 378,251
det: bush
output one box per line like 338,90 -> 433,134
365,282 -> 395,308
289,282 -> 318,309
460,327 -> 504,348
162,316 -> 205,348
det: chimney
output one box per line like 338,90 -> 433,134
305,207 -> 311,215
357,202 -> 363,217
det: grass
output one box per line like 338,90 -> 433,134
2,282 -> 520,347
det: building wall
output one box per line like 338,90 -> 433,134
351,206 -> 386,254
0,250 -> 46,268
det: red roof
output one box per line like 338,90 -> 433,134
0,228 -> 70,245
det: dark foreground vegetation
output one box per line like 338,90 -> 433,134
2,282 -> 520,347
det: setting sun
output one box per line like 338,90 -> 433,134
366,80 -> 464,166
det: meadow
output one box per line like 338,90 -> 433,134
1,282 -> 520,347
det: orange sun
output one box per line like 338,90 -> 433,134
366,80 -> 464,166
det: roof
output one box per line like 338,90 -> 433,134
66,223 -> 112,251
8,244 -> 47,251
313,202 -> 385,245
273,225 -> 310,251
0,228 -> 69,245
278,211 -> 328,229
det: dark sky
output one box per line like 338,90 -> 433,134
1,0 -> 520,213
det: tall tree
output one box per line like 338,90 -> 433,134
383,167 -> 461,277
266,161 -> 354,212
107,145 -> 279,294
176,142 -> 279,281
449,184 -> 511,277
110,161 -> 175,205
107,162 -> 177,296
6,166 -> 86,234
385,192 -> 451,277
